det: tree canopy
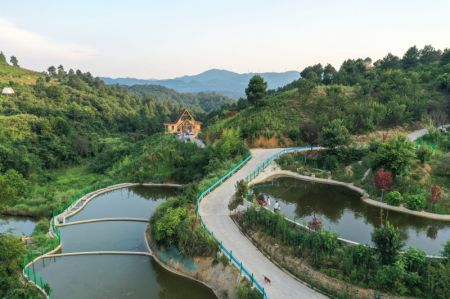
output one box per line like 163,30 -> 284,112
245,75 -> 267,107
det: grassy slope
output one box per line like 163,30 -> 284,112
0,62 -> 41,85
206,86 -> 355,146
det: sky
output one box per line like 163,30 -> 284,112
0,0 -> 449,79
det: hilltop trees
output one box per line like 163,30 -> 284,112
245,75 -> 267,107
9,56 -> 18,67
0,52 -> 6,64
401,46 -> 420,69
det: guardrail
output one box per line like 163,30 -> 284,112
22,180 -> 124,299
245,147 -> 312,183
245,147 -> 448,260
195,154 -> 269,299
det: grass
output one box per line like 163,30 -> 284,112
4,163 -> 109,217
0,62 -> 41,85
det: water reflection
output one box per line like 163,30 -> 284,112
0,216 -> 36,236
255,177 -> 450,255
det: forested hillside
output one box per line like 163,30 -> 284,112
206,45 -> 450,147
128,84 -> 234,114
0,55 -> 206,216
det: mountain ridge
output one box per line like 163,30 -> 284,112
101,69 -> 299,98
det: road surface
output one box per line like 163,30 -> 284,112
199,148 -> 326,299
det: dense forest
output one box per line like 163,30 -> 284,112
128,84 -> 235,115
206,45 -> 450,147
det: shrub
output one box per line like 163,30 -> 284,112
236,281 -> 263,299
372,223 -> 404,265
416,144 -> 433,163
374,262 -> 407,294
443,240 -> 450,260
370,135 -> 416,176
323,155 -> 339,170
404,193 -> 426,211
403,247 -> 427,273
385,191 -> 403,206
430,185 -> 442,204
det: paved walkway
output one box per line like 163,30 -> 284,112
199,148 -> 326,299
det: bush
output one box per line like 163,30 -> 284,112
385,191 -> 403,206
404,193 -> 426,211
403,247 -> 427,273
370,135 -> 416,176
443,240 -> 450,259
236,281 -> 263,299
372,223 -> 404,265
323,155 -> 339,170
416,144 -> 433,163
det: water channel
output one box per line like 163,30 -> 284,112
254,177 -> 450,256
33,185 -> 217,299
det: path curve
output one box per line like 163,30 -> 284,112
199,148 -> 326,299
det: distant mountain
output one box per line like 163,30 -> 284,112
101,69 -> 300,99
128,84 -> 234,114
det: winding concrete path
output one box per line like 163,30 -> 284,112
199,148 -> 326,299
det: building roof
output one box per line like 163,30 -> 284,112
2,87 -> 14,95
163,109 -> 202,126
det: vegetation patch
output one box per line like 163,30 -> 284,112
234,206 -> 450,298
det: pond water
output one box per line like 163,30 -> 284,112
68,186 -> 178,222
60,221 -> 149,253
34,186 -> 217,299
0,216 -> 36,236
33,255 -> 216,299
254,177 -> 450,256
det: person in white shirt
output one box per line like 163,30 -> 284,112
274,200 -> 280,212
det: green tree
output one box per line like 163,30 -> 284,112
416,144 -> 433,163
9,56 -> 18,67
0,51 -> 6,64
319,119 -> 350,149
301,63 -> 323,82
402,46 -> 420,69
0,169 -> 29,207
47,65 -> 56,76
374,53 -> 401,70
443,240 -> 450,260
372,223 -> 404,265
419,45 -> 441,65
299,122 -> 321,148
440,48 -> 450,65
370,135 -> 416,176
322,63 -> 337,84
245,75 -> 267,107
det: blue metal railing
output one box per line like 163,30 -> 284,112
245,147 -> 314,183
196,154 -> 268,298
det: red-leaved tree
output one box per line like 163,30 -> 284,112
431,185 -> 441,204
373,169 -> 393,200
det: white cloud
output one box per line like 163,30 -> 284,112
0,18 -> 96,68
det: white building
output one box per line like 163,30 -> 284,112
1,87 -> 15,96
